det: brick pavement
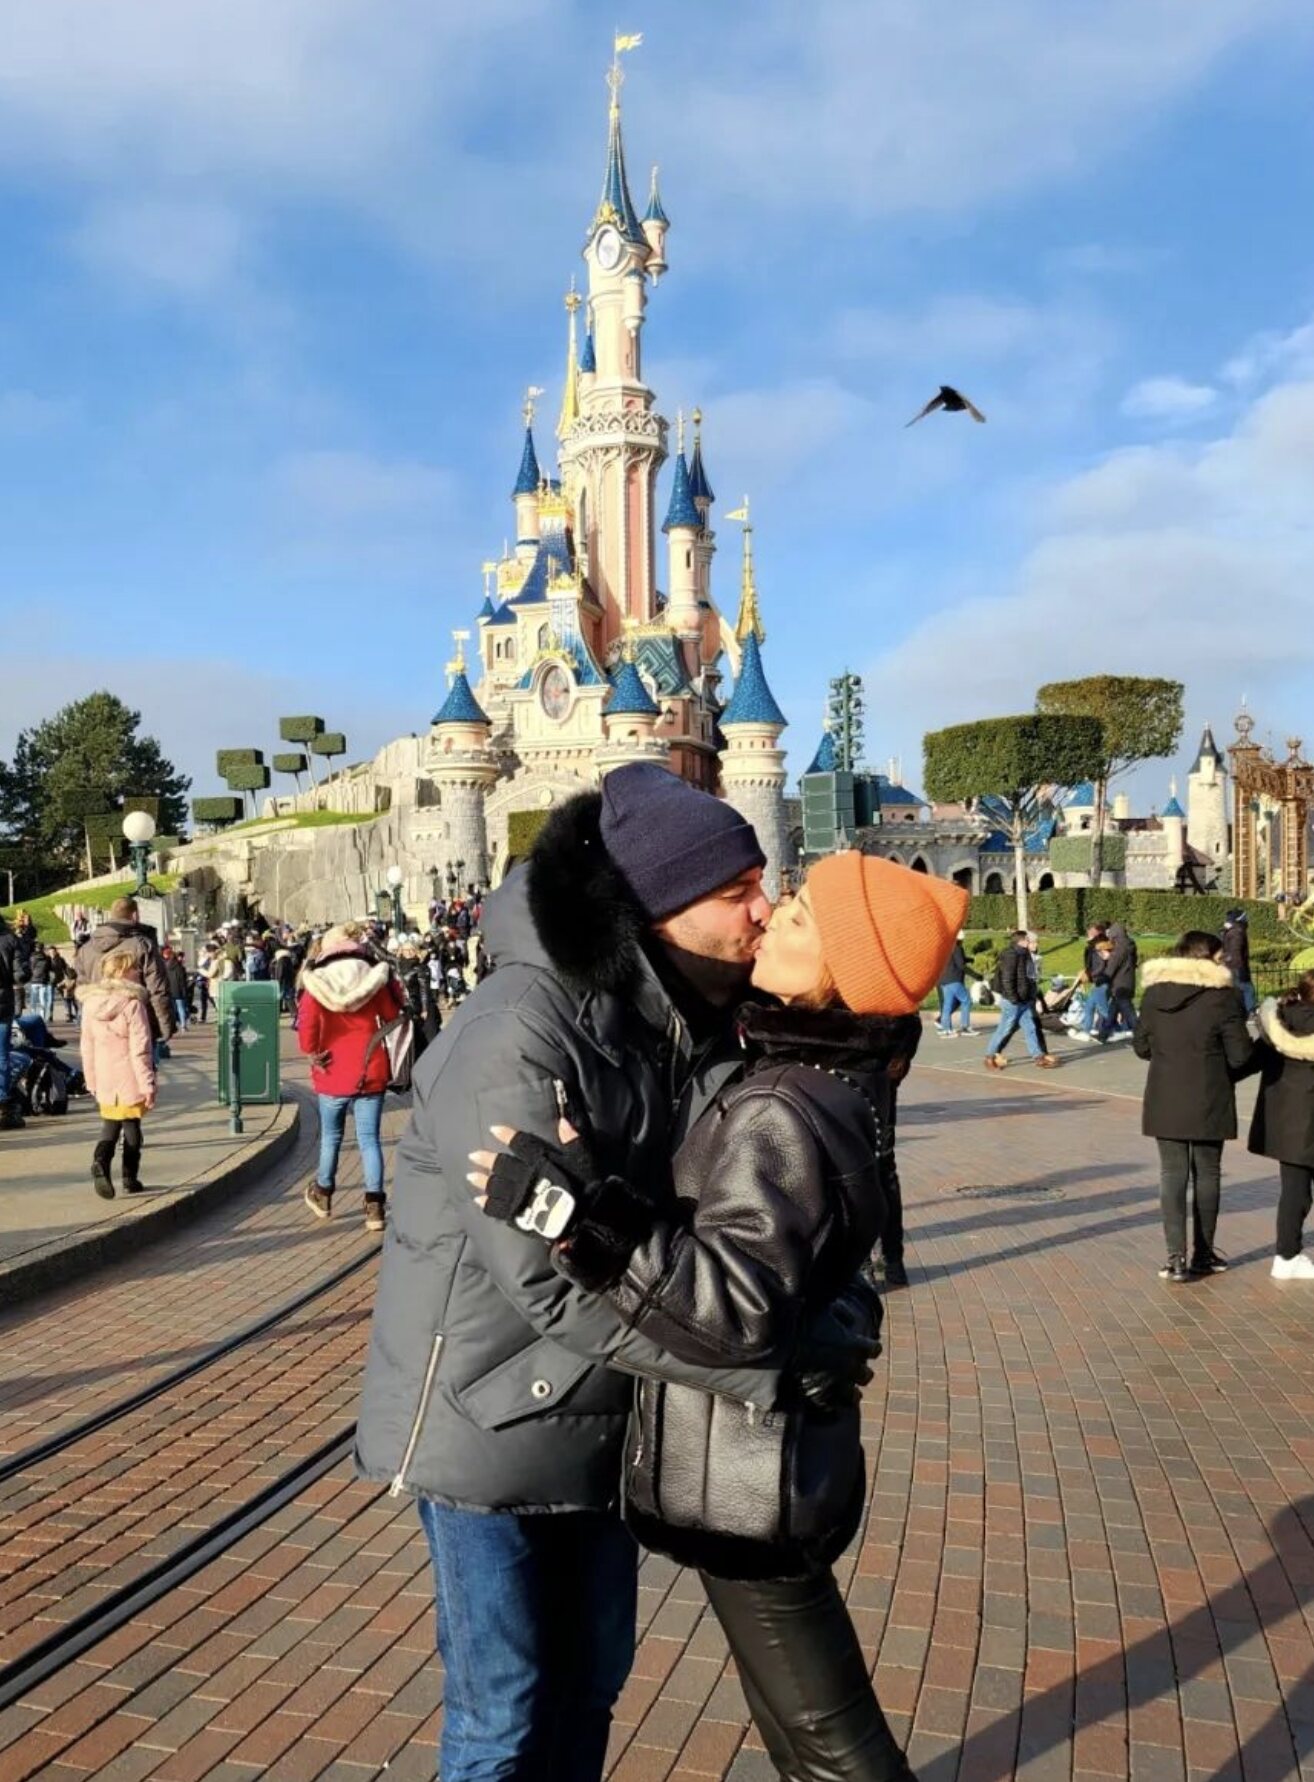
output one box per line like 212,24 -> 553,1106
4,1038 -> 1314,1780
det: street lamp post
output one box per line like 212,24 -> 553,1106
455,858 -> 466,899
386,864 -> 405,936
122,811 -> 157,897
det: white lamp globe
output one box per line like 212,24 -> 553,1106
122,811 -> 157,845
386,864 -> 404,890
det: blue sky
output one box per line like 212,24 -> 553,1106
0,0 -> 1312,815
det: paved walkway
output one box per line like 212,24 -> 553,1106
0,1019 -> 293,1289
3,1028 -> 1314,1781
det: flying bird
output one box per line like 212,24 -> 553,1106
905,385 -> 987,427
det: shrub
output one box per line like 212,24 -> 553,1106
273,752 -> 307,775
310,732 -> 347,758
280,715 -> 325,744
1048,833 -> 1127,874
225,763 -> 271,793
216,748 -> 264,776
967,888 -> 1287,939
192,796 -> 244,826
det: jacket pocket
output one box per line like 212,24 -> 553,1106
455,1337 -> 594,1431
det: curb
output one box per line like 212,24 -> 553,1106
0,1096 -> 302,1310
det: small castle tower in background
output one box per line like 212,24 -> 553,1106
1161,779 -> 1186,869
718,502 -> 788,896
1187,724 -> 1229,872
430,632 -> 498,888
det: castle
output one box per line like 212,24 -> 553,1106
247,46 -> 790,914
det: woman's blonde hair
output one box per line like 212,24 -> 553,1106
101,950 -> 141,983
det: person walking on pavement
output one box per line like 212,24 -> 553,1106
356,764 -> 877,1782
470,851 -> 967,1782
1097,921 -> 1139,1042
1133,930 -> 1254,1284
161,946 -> 190,1034
76,898 -> 176,1044
79,949 -> 158,1198
935,931 -> 975,1036
985,931 -> 1058,1071
0,915 -> 24,1130
1221,908 -> 1256,1016
1247,971 -> 1314,1278
298,923 -> 407,1235
1072,922 -> 1111,1044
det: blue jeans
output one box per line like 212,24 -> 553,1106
1239,980 -> 1258,1016
937,982 -> 973,1031
316,1092 -> 385,1196
0,1019 -> 11,1100
987,998 -> 1043,1059
173,996 -> 189,1032
418,1500 -> 638,1782
1080,983 -> 1110,1033
25,985 -> 51,1020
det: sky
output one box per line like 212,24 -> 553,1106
0,0 -> 1312,816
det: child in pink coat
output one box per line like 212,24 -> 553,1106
79,950 -> 158,1199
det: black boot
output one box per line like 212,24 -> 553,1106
92,1141 -> 116,1199
122,1145 -> 144,1193
0,1098 -> 25,1131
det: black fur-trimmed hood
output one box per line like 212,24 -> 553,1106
480,790 -> 646,998
737,1002 -> 923,1077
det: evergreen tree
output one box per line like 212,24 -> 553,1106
0,692 -> 190,892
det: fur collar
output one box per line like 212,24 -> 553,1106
300,955 -> 391,1013
737,1002 -> 922,1072
1141,956 -> 1234,990
527,791 -> 645,997
78,980 -> 148,1008
1258,998 -> 1314,1061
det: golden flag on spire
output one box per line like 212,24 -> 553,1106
726,499 -> 765,644
615,32 -> 643,53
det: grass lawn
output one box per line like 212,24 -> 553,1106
202,809 -> 372,837
2,875 -> 180,943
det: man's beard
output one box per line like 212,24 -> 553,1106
653,938 -> 756,1009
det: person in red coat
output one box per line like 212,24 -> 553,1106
297,923 -> 405,1233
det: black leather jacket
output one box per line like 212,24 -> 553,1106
559,1002 -> 922,1579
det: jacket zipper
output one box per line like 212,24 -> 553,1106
388,1332 -> 445,1497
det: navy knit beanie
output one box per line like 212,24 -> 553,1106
599,763 -> 766,920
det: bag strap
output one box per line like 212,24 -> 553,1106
352,1010 -> 410,1097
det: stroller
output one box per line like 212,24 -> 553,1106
10,1013 -> 86,1116
1036,976 -> 1081,1037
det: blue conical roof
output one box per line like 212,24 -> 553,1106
608,660 -> 660,717
722,633 -> 786,729
644,168 -> 669,226
596,100 -> 645,244
580,330 -> 596,375
512,426 -> 541,498
805,731 -> 837,775
688,437 -> 714,506
432,669 -> 489,727
1162,795 -> 1185,819
477,596 -> 496,622
663,452 -> 700,532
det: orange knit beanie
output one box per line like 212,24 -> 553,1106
808,853 -> 971,1016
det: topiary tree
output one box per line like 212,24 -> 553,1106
280,716 -> 325,786
925,714 -> 1105,929
58,788 -> 112,879
273,751 -> 308,793
310,732 -> 347,778
225,762 -> 272,819
1036,677 -> 1184,887
192,795 -> 244,832
215,749 -> 270,818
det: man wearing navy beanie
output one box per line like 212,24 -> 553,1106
361,760 -> 814,1782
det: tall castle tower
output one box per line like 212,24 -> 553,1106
719,504 -> 789,898
1187,724 -> 1229,871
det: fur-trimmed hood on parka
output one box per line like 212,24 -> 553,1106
77,979 -> 151,1027
1257,996 -> 1314,1061
1139,955 -> 1235,1013
299,952 -> 392,1014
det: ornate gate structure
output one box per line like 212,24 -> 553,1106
1228,711 -> 1314,900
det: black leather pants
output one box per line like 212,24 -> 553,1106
701,1567 -> 915,1781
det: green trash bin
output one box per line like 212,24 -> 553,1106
217,981 -> 282,1123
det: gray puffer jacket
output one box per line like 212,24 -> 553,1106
354,792 -> 778,1514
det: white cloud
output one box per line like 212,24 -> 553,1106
676,0 -> 1301,219
1221,316 -> 1314,389
859,359 -> 1314,798
1121,376 -> 1217,420
69,198 -> 247,295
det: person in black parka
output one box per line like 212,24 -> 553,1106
1249,972 -> 1314,1278
1133,931 -> 1254,1283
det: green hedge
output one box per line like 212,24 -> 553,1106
192,795 -> 244,826
216,748 -> 264,775
280,715 -> 324,744
968,888 -> 1287,939
225,763 -> 271,793
272,752 -> 307,775
507,809 -> 550,861
1048,832 -> 1127,874
311,732 -> 346,757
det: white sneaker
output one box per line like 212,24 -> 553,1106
1272,1253 -> 1314,1279
1072,1031 -> 1094,1044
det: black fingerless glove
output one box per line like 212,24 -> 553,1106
482,1132 -> 656,1286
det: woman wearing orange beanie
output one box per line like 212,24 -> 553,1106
472,852 -> 968,1782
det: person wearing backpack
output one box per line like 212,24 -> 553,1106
1248,970 -> 1314,1278
298,922 -> 407,1233
985,931 -> 1058,1071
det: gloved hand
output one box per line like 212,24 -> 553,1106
790,1280 -> 884,1410
478,1127 -> 601,1237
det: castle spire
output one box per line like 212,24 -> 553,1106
725,497 -> 765,644
513,388 -> 544,496
557,282 -> 581,440
688,407 -> 714,508
592,39 -> 645,244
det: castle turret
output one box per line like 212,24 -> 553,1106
641,165 -> 669,278
512,400 -> 544,565
430,636 -> 498,887
597,657 -> 669,775
719,578 -> 789,898
663,416 -> 702,641
1187,723 -> 1228,868
1162,780 -> 1186,869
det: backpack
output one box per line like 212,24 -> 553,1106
354,1008 -> 415,1095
